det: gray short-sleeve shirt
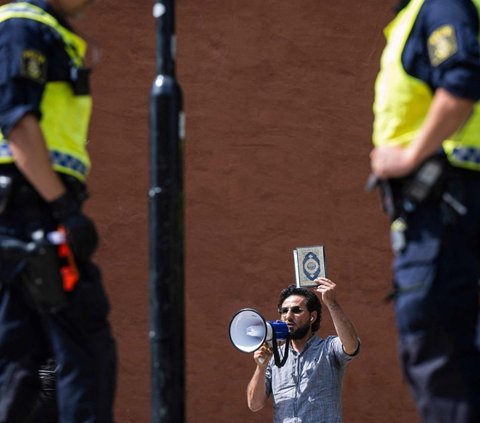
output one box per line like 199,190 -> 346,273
265,335 -> 357,423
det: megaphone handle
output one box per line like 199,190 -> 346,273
258,357 -> 265,364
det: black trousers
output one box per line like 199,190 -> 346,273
0,167 -> 117,423
392,169 -> 480,423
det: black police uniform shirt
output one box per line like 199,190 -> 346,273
0,0 -> 75,138
401,0 -> 480,101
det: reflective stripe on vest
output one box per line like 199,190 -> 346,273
0,2 -> 92,181
373,0 -> 480,171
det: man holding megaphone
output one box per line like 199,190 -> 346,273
247,277 -> 360,422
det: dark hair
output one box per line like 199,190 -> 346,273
277,285 -> 322,332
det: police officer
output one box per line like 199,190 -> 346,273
370,0 -> 480,422
0,1 -> 117,422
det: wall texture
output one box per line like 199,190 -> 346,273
12,0 -> 423,421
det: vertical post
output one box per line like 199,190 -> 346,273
149,0 -> 185,422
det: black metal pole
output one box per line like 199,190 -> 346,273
149,0 -> 185,422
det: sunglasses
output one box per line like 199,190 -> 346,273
278,306 -> 304,315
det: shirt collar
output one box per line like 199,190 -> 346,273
289,334 -> 320,355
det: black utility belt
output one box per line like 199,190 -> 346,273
449,164 -> 480,179
376,156 -> 446,219
376,156 -> 467,221
0,165 -> 87,212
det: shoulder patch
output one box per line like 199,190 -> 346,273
427,25 -> 458,67
20,50 -> 47,83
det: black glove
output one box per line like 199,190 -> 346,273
49,192 -> 98,261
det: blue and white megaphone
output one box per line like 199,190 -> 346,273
229,308 -> 290,367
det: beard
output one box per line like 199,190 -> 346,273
288,322 -> 311,340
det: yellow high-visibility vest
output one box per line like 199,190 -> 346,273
373,0 -> 480,171
0,2 -> 92,181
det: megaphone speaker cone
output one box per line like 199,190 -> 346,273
228,308 -> 267,353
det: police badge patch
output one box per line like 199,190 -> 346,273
427,25 -> 458,67
20,50 -> 47,83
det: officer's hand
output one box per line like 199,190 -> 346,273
49,193 -> 98,261
254,343 -> 273,368
370,145 -> 417,178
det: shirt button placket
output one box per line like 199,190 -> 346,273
293,354 -> 300,417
